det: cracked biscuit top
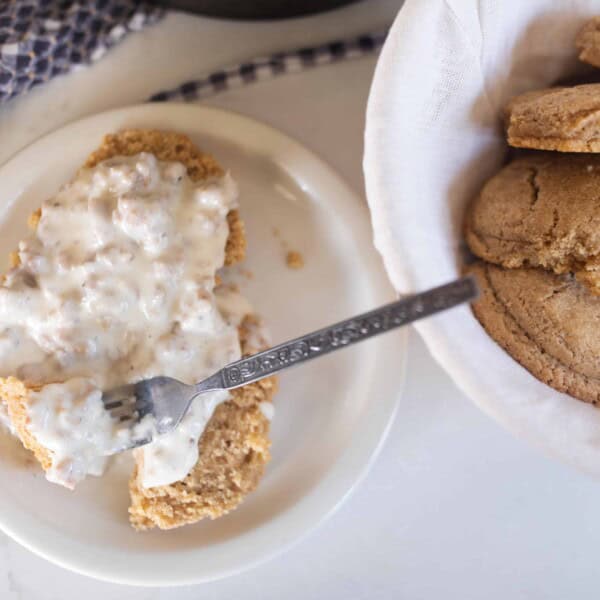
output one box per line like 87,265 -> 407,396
505,84 -> 600,152
468,261 -> 600,405
464,153 -> 600,295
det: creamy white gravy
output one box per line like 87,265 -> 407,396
0,152 -> 246,489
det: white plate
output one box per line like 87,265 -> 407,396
0,103 -> 406,585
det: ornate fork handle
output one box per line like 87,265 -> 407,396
200,276 -> 477,392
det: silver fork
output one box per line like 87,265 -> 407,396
102,276 -> 478,452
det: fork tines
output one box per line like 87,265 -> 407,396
102,386 -> 140,423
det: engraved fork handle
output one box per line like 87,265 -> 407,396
196,276 -> 478,392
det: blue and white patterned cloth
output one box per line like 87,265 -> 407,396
0,1 -> 387,106
0,0 -> 162,103
149,30 -> 388,103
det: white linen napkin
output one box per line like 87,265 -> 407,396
364,0 -> 600,476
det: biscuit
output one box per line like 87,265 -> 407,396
468,262 -> 600,404
129,316 -> 277,530
0,130 -> 273,529
576,16 -> 600,68
505,84 -> 600,152
465,153 -> 600,294
89,131 -> 272,529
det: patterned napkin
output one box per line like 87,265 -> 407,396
149,31 -> 387,102
0,0 -> 162,103
0,1 -> 386,106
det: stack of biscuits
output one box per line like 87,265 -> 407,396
464,17 -> 600,404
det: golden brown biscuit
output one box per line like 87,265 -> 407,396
465,153 -> 600,294
0,130 -> 273,530
505,84 -> 600,152
85,129 -> 246,266
0,378 -> 50,471
129,317 -> 277,530
468,262 -> 600,404
576,17 -> 600,68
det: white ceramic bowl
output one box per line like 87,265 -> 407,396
0,103 -> 406,585
365,0 -> 600,477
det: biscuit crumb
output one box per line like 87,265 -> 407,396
219,282 -> 240,293
8,251 -> 19,268
28,209 -> 41,230
286,250 -> 304,269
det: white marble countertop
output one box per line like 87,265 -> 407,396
2,2 -> 600,598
